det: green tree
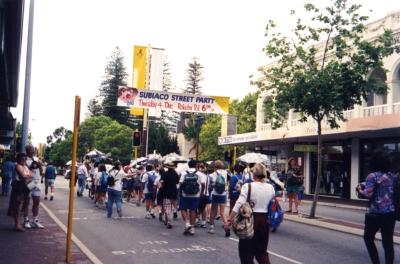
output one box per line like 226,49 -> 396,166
93,120 -> 133,164
230,93 -> 258,134
98,47 -> 130,125
48,135 -> 72,166
182,57 -> 203,95
148,122 -> 180,156
78,115 -> 114,157
87,98 -> 103,117
199,114 -> 224,161
257,0 -> 398,218
182,57 -> 204,158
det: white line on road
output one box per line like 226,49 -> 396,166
40,203 -> 103,264
228,237 -> 303,264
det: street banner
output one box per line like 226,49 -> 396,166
117,86 -> 229,114
132,46 -> 147,89
149,48 -> 164,91
148,48 -> 164,117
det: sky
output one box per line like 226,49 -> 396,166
12,0 -> 400,145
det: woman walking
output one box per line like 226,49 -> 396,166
230,163 -> 275,264
357,152 -> 397,264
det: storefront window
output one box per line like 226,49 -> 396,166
360,139 -> 400,182
310,142 -> 351,198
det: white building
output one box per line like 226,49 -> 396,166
219,11 -> 400,200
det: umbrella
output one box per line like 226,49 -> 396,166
147,153 -> 163,163
237,153 -> 271,165
162,153 -> 188,164
65,160 -> 78,167
86,149 -> 105,157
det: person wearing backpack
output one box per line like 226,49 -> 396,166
133,165 -> 144,206
179,160 -> 205,235
95,164 -> 108,208
159,162 -> 180,228
229,163 -> 245,213
209,160 -> 229,236
141,164 -> 160,219
230,163 -> 275,264
107,161 -> 126,218
357,152 -> 398,264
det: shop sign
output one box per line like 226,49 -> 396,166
294,144 -> 317,152
218,132 -> 260,145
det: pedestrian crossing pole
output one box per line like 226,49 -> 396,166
66,96 -> 81,263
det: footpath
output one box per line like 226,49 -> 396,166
282,196 -> 400,244
0,194 -> 91,264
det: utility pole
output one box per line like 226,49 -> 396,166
21,0 -> 35,152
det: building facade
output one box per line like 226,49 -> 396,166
218,11 -> 400,200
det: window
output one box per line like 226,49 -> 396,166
366,68 -> 387,106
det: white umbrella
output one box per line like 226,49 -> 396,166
86,149 -> 105,157
162,153 -> 188,163
237,153 -> 271,165
65,160 -> 78,167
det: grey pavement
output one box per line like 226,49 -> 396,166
39,177 -> 400,264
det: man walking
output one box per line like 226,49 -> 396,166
42,163 -> 57,200
77,160 -> 90,197
179,160 -> 205,235
23,144 -> 44,229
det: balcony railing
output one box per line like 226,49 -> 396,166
363,104 -> 387,117
393,102 -> 400,113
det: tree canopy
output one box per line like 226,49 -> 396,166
255,0 -> 399,218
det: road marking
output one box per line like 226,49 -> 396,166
112,245 -> 217,256
40,203 -> 103,264
228,237 -> 303,264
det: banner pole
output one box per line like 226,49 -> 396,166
66,96 -> 80,263
142,44 -> 151,157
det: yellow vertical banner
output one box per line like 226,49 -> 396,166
133,46 -> 147,89
131,46 -> 146,116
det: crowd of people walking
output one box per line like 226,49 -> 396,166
1,146 -> 399,264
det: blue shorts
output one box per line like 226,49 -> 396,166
144,192 -> 155,201
45,179 -> 55,188
179,196 -> 200,211
211,194 -> 226,204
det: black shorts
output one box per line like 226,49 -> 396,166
199,196 -> 211,211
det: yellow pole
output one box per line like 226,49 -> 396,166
134,146 -> 138,160
66,96 -> 81,263
233,145 -> 237,167
141,44 -> 151,157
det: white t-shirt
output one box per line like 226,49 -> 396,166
141,171 -> 160,194
77,165 -> 89,178
232,182 -> 275,213
179,168 -> 205,198
210,169 -> 228,196
26,156 -> 41,190
108,168 -> 126,192
95,171 -> 102,186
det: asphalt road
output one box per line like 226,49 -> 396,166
40,178 -> 400,264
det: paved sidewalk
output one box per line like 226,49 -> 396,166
0,194 -> 91,264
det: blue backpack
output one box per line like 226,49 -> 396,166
214,173 -> 226,194
100,171 -> 108,189
268,198 -> 284,229
182,171 -> 200,195
147,172 -> 156,193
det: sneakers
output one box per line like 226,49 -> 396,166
145,213 -> 151,219
150,212 -> 156,219
44,196 -> 48,200
31,220 -> 44,229
117,209 -> 122,218
23,220 -> 31,229
183,225 -> 191,235
173,212 -> 178,219
225,229 -> 231,237
188,226 -> 195,235
50,196 -> 54,201
208,225 -> 215,234
166,223 -> 172,229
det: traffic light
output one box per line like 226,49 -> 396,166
133,131 -> 141,146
